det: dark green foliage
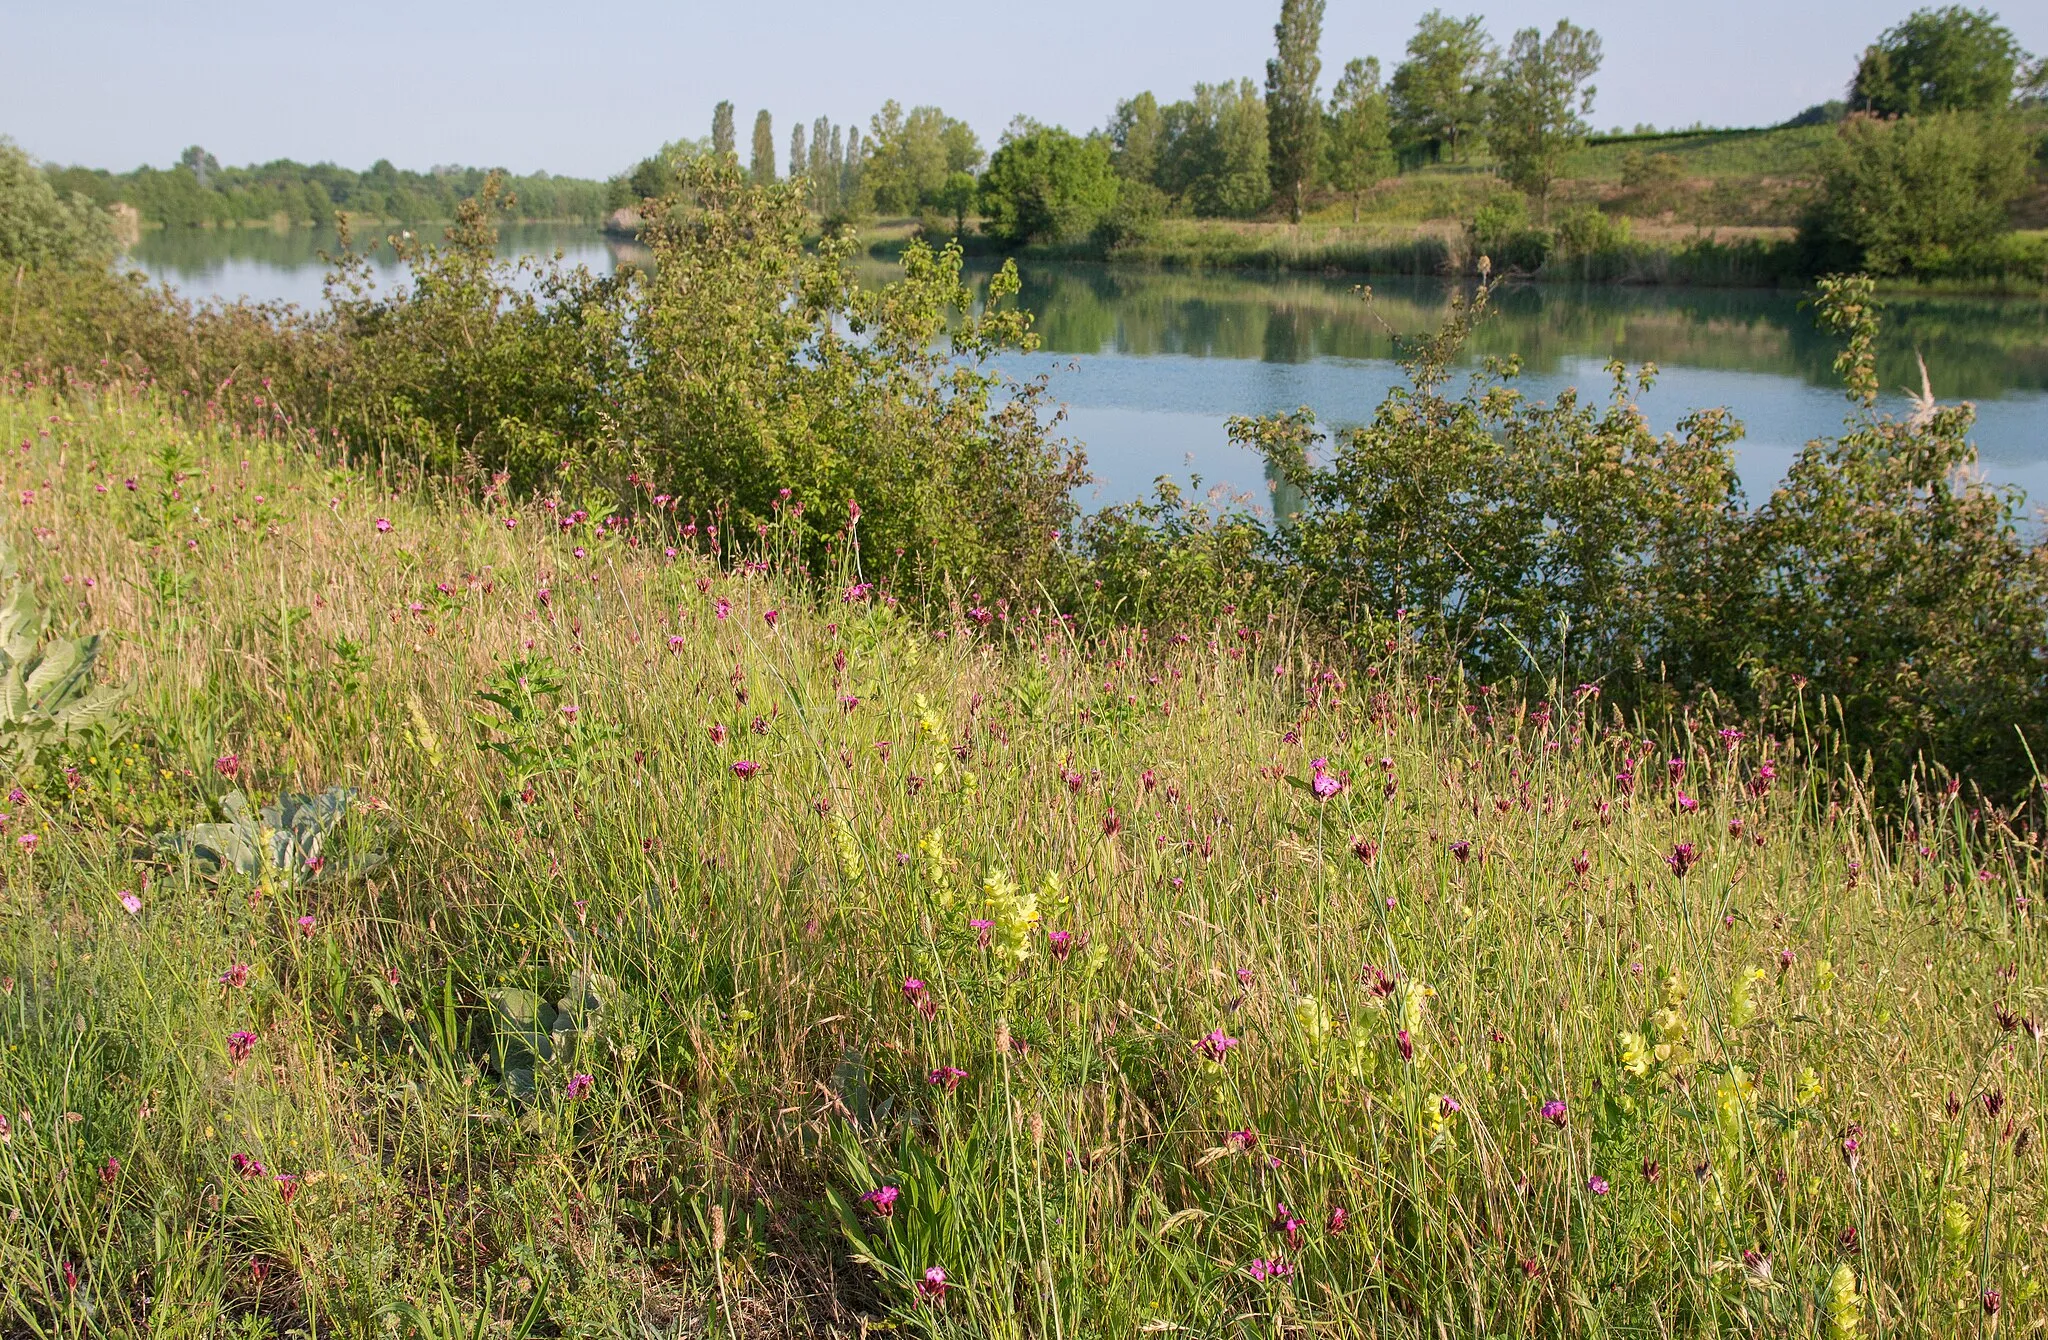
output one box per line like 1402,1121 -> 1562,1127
1465,194 -> 1550,272
1388,10 -> 1495,164
1486,19 -> 1604,209
711,101 -> 736,159
978,126 -> 1120,246
1800,111 -> 2038,276
1109,92 -> 1166,184
1324,58 -> 1395,222
1,139 -> 115,268
1265,0 -> 1326,223
44,151 -> 607,229
750,110 -> 777,184
1851,6 -> 2035,115
860,103 -> 983,217
1155,80 -> 1271,218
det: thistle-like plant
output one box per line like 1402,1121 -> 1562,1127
0,549 -> 124,770
157,787 -> 384,890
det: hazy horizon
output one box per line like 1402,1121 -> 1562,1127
5,0 -> 2043,179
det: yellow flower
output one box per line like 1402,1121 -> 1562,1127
1618,1030 -> 1651,1079
1827,1264 -> 1861,1340
1816,960 -> 1838,993
1727,967 -> 1765,1029
1396,981 -> 1434,1034
1293,994 -> 1332,1042
830,813 -> 863,881
1797,1065 -> 1823,1106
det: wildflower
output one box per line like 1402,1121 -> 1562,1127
860,1185 -> 900,1217
1352,836 -> 1378,864
1540,1099 -> 1568,1127
1666,842 -> 1699,878
101,1156 -> 119,1184
1196,1029 -> 1238,1063
916,1265 -> 950,1302
1641,1157 -> 1661,1183
730,760 -> 760,780
715,598 -> 731,620
219,963 -> 250,989
1587,1175 -> 1610,1196
1224,1128 -> 1257,1152
1675,792 -> 1698,813
17,833 -> 36,850
1325,1206 -> 1348,1233
1983,1288 -> 2001,1316
763,608 -> 779,627
1571,850 -> 1591,876
565,1073 -> 594,1100
1246,1258 -> 1294,1283
927,1066 -> 966,1092
1308,758 -> 1343,800
275,1173 -> 300,1204
1396,1029 -> 1414,1061
968,918 -> 993,950
1439,1094 -> 1462,1117
227,1030 -> 257,1063
374,518 -> 392,533
1272,1202 -> 1306,1248
1046,930 -> 1074,962
214,753 -> 241,778
119,892 -> 142,916
231,1152 -> 267,1178
296,915 -> 315,934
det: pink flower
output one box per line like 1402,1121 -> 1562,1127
730,760 -> 760,780
296,915 -> 315,934
119,892 -> 142,916
231,1152 -> 266,1178
1246,1258 -> 1294,1283
1046,929 -> 1074,961
275,1173 -> 300,1203
860,1185 -> 900,1216
764,609 -> 779,627
219,963 -> 250,989
1225,1128 -> 1257,1152
927,1066 -> 966,1092
1540,1099 -> 1568,1127
915,1265 -> 949,1301
715,598 -> 731,620
16,833 -> 36,850
1308,758 -> 1343,799
968,919 -> 993,950
214,753 -> 241,779
1272,1202 -> 1306,1248
1675,791 -> 1698,813
1666,842 -> 1700,878
565,1073 -> 594,1100
1196,1029 -> 1239,1062
374,518 -> 392,533
1326,1206 -> 1348,1233
228,1030 -> 257,1062
1587,1174 -> 1610,1196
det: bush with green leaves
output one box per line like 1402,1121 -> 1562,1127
0,139 -> 114,271
0,550 -> 123,773
977,125 -> 1121,246
1800,110 -> 2039,277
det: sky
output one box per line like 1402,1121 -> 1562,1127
6,0 -> 2044,179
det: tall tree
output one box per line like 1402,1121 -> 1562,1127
177,145 -> 220,189
751,110 -> 777,183
1109,92 -> 1166,184
1156,80 -> 1271,217
1486,20 -> 1602,213
1851,6 -> 2035,115
711,102 -> 736,160
1389,11 -> 1495,163
1265,0 -> 1326,222
788,122 -> 807,185
809,116 -> 834,212
861,103 -> 982,215
1325,58 -> 1394,221
841,126 -> 863,210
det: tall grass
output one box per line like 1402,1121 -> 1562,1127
0,380 -> 2039,1336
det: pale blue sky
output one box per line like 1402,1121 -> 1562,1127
4,0 -> 2041,178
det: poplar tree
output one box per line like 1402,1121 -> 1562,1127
789,122 -> 807,185
711,101 -> 736,160
1265,0 -> 1326,222
1486,20 -> 1601,213
809,116 -> 832,210
751,110 -> 777,183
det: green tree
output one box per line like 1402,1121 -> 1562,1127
1324,58 -> 1394,221
860,103 -> 982,216
711,101 -> 736,159
788,122 -> 807,185
177,145 -> 220,189
751,110 -> 777,183
1389,11 -> 1495,163
1157,80 -> 1271,217
0,138 -> 114,268
1485,19 -> 1602,212
1265,0 -> 1326,223
1109,92 -> 1166,184
1800,110 -> 2034,274
1851,6 -> 2035,115
978,123 -> 1120,245
808,116 -> 834,213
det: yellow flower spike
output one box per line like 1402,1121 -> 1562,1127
1396,981 -> 1433,1034
1827,1263 -> 1861,1339
1292,995 -> 1332,1042
1797,1065 -> 1823,1106
1727,967 -> 1765,1029
1618,1030 -> 1651,1079
1815,960 -> 1838,993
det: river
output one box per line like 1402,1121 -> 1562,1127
127,223 -> 2048,515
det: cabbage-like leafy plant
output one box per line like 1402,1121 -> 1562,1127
157,787 -> 384,887
484,970 -> 620,1098
0,550 -> 124,770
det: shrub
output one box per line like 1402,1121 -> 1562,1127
0,138 -> 114,270
978,126 -> 1121,247
1800,110 -> 2038,276
1464,195 -> 1550,272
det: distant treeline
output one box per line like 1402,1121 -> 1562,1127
43,149 -> 611,228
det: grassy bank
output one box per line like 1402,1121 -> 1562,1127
0,381 -> 2039,1335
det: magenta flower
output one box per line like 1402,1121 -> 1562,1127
219,963 -> 250,989
1588,1174 -> 1610,1196
915,1265 -> 949,1301
1308,758 -> 1344,799
1046,930 -> 1074,962
730,760 -> 761,780
1351,836 -> 1379,864
373,518 -> 391,533
17,833 -> 36,850
296,915 -> 315,934
715,598 -> 731,620
230,1151 -> 266,1178
275,1173 -> 300,1203
1440,1095 -> 1462,1117
1196,1029 -> 1239,1063
1666,842 -> 1700,878
1449,839 -> 1471,863
1540,1099 -> 1568,1127
1246,1258 -> 1294,1283
860,1185 -> 900,1217
1396,1029 -> 1414,1061
1273,1202 -> 1306,1248
564,1073 -> 594,1100
214,753 -> 241,779
1326,1206 -> 1348,1234
927,1066 -> 966,1092
968,919 -> 993,950
1225,1128 -> 1257,1151
119,892 -> 142,916
227,1030 -> 257,1063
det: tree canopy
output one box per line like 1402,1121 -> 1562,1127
1485,20 -> 1603,207
978,123 -> 1120,245
1389,11 -> 1495,164
1851,6 -> 2036,115
1265,0 -> 1326,223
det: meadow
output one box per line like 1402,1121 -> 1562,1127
0,372 -> 2038,1338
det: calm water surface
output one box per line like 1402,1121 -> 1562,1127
129,225 -> 2048,514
